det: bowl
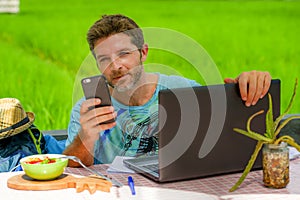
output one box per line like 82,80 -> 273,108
20,154 -> 68,180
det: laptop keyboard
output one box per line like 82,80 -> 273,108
143,163 -> 159,174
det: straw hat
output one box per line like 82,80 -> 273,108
0,98 -> 35,140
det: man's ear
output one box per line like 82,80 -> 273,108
140,43 -> 149,62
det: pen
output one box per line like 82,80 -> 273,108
128,176 -> 136,195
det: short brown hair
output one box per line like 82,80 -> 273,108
87,14 -> 144,51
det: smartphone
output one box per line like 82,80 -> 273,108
81,75 -> 115,123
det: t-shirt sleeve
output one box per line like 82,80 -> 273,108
65,98 -> 84,148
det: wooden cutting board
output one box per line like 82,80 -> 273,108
7,173 -> 113,194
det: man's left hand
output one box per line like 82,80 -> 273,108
224,70 -> 272,107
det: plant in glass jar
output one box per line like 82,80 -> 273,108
229,79 -> 300,192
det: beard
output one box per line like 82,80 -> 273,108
108,65 -> 143,92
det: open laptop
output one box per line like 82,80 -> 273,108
123,79 -> 280,182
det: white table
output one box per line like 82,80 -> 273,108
1,157 -> 300,199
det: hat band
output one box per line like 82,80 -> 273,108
0,117 -> 30,134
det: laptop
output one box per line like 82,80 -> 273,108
123,79 -> 280,182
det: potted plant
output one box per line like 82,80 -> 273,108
229,79 -> 300,192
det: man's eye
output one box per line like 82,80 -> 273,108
119,51 -> 130,57
99,57 -> 109,63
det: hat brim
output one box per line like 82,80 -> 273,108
0,112 -> 35,140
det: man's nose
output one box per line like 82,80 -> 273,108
110,56 -> 122,70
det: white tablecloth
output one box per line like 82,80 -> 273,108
0,171 -> 218,200
2,171 -> 300,200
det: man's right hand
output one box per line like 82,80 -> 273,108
63,98 -> 116,167
79,98 -> 117,145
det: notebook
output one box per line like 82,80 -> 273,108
123,79 -> 281,182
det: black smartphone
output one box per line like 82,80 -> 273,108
81,75 -> 115,123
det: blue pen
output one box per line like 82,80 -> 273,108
128,176 -> 136,195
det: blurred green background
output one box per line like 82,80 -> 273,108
1,0 -> 299,131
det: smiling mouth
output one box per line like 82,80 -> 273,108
113,74 -> 129,83
113,75 -> 124,81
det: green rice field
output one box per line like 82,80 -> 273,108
0,0 -> 300,130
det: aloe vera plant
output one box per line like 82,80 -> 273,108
229,79 -> 300,192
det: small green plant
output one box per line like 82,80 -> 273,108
229,79 -> 300,192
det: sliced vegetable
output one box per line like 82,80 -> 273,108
24,156 -> 58,164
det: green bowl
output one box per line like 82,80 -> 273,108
20,154 -> 68,180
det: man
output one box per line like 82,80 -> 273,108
63,14 -> 271,167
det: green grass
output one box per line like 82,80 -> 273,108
1,0 -> 300,130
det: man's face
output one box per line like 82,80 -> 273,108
93,33 -> 148,92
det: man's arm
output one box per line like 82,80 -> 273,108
63,130 -> 96,167
224,70 -> 271,107
63,98 -> 117,167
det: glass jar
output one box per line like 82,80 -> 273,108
262,142 -> 289,188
